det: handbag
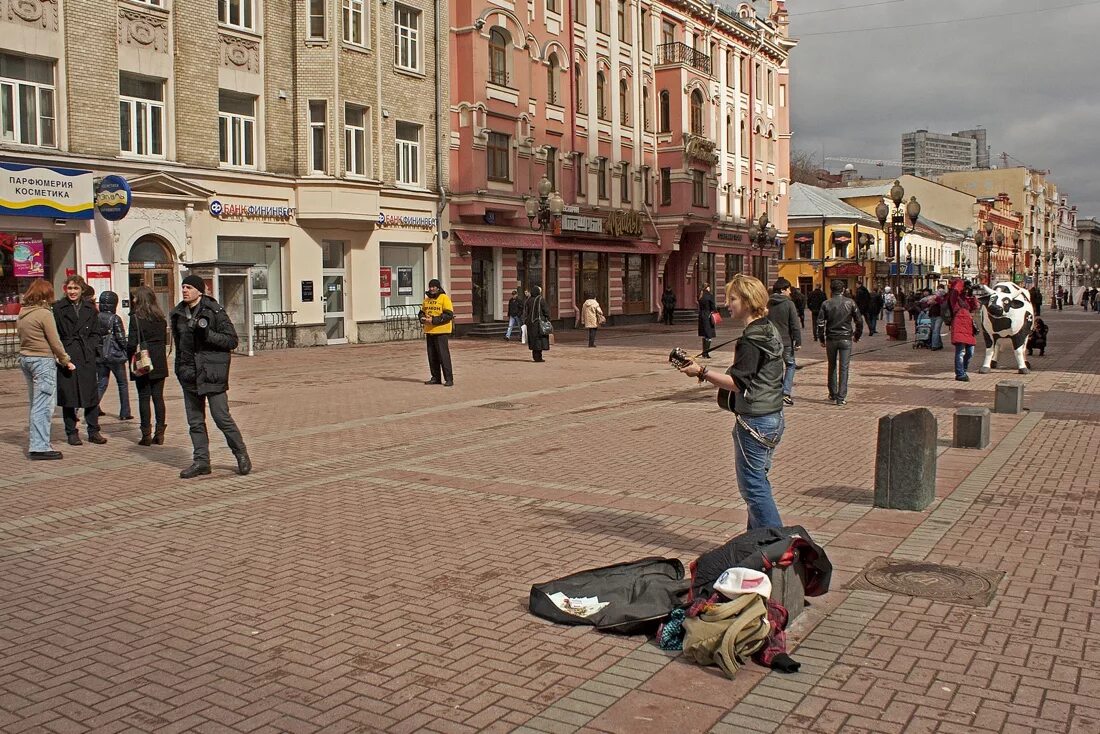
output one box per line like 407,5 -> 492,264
536,297 -> 553,336
130,317 -> 154,377
711,311 -> 723,327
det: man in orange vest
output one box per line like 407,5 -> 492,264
419,279 -> 455,387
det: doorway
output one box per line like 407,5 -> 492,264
322,240 -> 348,344
470,247 -> 494,322
127,237 -> 176,315
575,252 -> 608,314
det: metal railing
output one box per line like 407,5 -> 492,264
0,318 -> 17,369
253,310 -> 296,351
384,305 -> 424,342
655,42 -> 712,74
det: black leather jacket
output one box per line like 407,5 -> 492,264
817,294 -> 863,342
170,295 -> 239,395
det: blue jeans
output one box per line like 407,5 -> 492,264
954,343 -> 974,378
781,346 -> 795,397
929,316 -> 944,349
97,361 -> 131,417
505,315 -> 520,339
19,356 -> 58,453
733,411 -> 785,530
867,313 -> 878,334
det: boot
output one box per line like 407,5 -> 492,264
179,462 -> 211,479
138,427 -> 153,446
87,432 -> 107,445
234,451 -> 252,476
152,424 -> 166,445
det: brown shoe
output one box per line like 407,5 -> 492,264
87,433 -> 108,445
138,428 -> 153,446
152,425 -> 166,445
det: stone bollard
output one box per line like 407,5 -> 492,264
768,561 -> 805,621
874,407 -> 938,511
994,380 -> 1025,414
953,407 -> 991,449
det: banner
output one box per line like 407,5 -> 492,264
13,235 -> 45,277
397,267 -> 413,296
379,266 -> 392,297
0,162 -> 94,220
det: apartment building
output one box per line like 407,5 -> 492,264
446,0 -> 794,327
901,129 -> 983,178
0,0 -> 447,347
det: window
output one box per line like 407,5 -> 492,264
619,79 -> 629,125
573,0 -> 586,24
219,0 -> 255,32
661,19 -> 674,45
643,166 -> 652,205
740,54 -> 749,90
0,53 -> 55,147
218,91 -> 256,168
642,87 -> 651,131
594,0 -> 605,33
692,170 -> 705,207
767,69 -> 774,104
797,235 -> 812,260
309,0 -> 326,39
489,28 -> 509,86
547,0 -> 558,12
725,254 -> 744,281
574,66 -> 583,112
725,114 -> 733,151
597,157 -> 608,199
596,71 -> 607,119
779,84 -> 786,108
343,0 -> 366,46
575,153 -> 586,196
690,89 -> 704,135
119,75 -> 164,158
740,118 -> 747,150
134,0 -> 164,5
726,50 -> 734,88
620,162 -> 631,203
618,1 -> 627,42
660,167 -> 671,205
344,104 -> 367,176
394,4 -> 421,72
487,131 -> 510,181
545,146 -> 557,191
641,10 -> 651,51
754,63 -> 762,99
309,100 -> 327,173
658,90 -> 669,132
547,54 -> 560,104
396,121 -> 421,185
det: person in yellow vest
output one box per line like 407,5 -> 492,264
419,279 -> 455,386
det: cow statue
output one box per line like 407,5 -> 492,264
975,282 -> 1034,375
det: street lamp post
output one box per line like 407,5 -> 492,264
748,212 -> 779,283
1009,231 -> 1021,282
524,175 -> 565,296
856,232 -> 874,286
1031,246 -> 1041,287
974,220 -> 1003,285
875,180 -> 921,341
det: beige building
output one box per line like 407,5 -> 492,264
0,0 -> 447,348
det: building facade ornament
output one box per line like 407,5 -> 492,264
6,0 -> 57,30
220,33 -> 260,73
117,6 -> 168,52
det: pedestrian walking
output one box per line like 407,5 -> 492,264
766,277 -> 801,406
523,285 -> 551,362
677,274 -> 786,530
418,279 -> 454,385
807,285 -> 826,340
661,285 -> 677,326
854,284 -> 871,324
927,286 -> 946,351
504,288 -> 524,341
95,291 -> 133,420
882,286 -> 897,328
817,279 -> 863,406
947,279 -> 979,381
1029,284 -> 1043,316
170,274 -> 251,479
579,291 -> 606,347
698,283 -> 717,358
127,286 -> 170,446
17,279 -> 73,460
790,285 -> 806,329
868,287 -> 883,335
53,275 -> 108,446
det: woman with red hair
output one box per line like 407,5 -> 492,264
16,279 -> 75,459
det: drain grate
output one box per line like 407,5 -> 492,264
478,401 -> 521,410
847,557 -> 1004,607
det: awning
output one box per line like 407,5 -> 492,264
452,229 -> 662,254
452,229 -> 545,249
552,238 -> 663,254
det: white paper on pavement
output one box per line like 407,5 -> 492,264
546,591 -> 609,618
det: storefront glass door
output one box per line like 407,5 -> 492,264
128,237 -> 175,314
471,248 -> 493,323
575,252 -> 608,312
322,240 -> 347,344
622,254 -> 650,315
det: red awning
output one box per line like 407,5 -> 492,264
452,229 -> 546,249
551,238 -> 663,254
453,229 -> 662,254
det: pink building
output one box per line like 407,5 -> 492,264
448,0 -> 795,328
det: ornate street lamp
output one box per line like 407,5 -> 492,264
856,232 -> 874,285
748,212 -> 779,281
1009,231 -> 1021,281
875,180 -> 921,340
524,175 -> 565,294
1031,246 -> 1042,285
974,220 -> 1003,285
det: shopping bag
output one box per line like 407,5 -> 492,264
521,323 -> 528,344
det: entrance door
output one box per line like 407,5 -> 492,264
127,237 -> 175,314
470,247 -> 494,322
622,254 -> 650,315
575,252 -> 608,313
322,240 -> 347,344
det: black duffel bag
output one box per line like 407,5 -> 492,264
689,525 -> 832,602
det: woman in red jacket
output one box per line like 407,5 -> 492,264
948,279 -> 980,381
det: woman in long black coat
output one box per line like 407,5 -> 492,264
698,283 -> 717,357
523,285 -> 551,363
127,285 -> 170,446
53,275 -> 107,444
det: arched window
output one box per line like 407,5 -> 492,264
769,129 -> 777,165
596,71 -> 607,119
658,90 -> 669,132
726,114 -> 733,151
574,65 -> 584,112
547,54 -> 560,104
642,87 -> 651,131
619,79 -> 629,125
489,28 -> 510,86
740,118 -> 747,150
690,89 -> 704,135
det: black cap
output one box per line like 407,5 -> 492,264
182,274 -> 205,292
773,277 -> 791,293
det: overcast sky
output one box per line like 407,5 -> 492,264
787,0 -> 1100,218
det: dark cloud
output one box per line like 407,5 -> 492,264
788,0 -> 1100,215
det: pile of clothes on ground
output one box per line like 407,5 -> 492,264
528,526 -> 831,679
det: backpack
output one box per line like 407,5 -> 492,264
681,593 -> 771,679
99,314 -> 128,364
883,292 -> 897,310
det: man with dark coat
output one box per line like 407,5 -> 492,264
790,285 -> 806,328
854,284 -> 871,321
523,285 -> 551,362
170,274 -> 251,479
817,279 -> 863,406
53,275 -> 108,445
661,285 -> 677,325
697,283 -> 717,358
807,285 -> 826,343
504,288 -> 524,340
867,287 -> 884,336
1029,284 -> 1043,316
766,278 -> 801,406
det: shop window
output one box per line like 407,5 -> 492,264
308,0 -> 326,39
752,254 -> 768,283
0,53 -> 56,148
660,167 -> 671,205
489,27 -> 510,86
219,0 -> 255,32
308,100 -> 327,173
692,170 -> 705,207
381,244 -> 424,307
487,131 -> 510,181
724,254 -> 743,281
623,254 -> 649,312
394,4 -> 421,72
697,252 -> 715,294
344,103 -> 368,176
218,91 -> 256,168
343,0 -> 367,46
395,121 -> 421,186
517,249 -> 543,296
218,239 -> 283,314
119,74 -> 165,158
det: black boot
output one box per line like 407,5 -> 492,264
153,424 -> 166,445
138,427 -> 152,446
179,462 -> 211,479
234,451 -> 252,476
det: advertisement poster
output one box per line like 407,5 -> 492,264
14,235 -> 45,277
379,266 -> 392,297
397,267 -> 413,296
85,264 -> 112,298
250,265 -> 269,297
0,162 -> 94,220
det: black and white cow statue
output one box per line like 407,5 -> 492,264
976,282 -> 1034,375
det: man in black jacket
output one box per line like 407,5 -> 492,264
807,285 -> 826,343
170,275 -> 251,479
817,279 -> 863,406
504,288 -> 524,340
766,278 -> 801,406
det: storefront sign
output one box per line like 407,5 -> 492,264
13,235 -> 44,277
825,263 -> 865,277
209,199 -> 295,221
606,210 -> 644,238
301,280 -> 314,302
0,162 -> 94,220
397,267 -> 413,296
560,214 -> 604,234
717,232 -> 744,242
377,213 -> 437,229
380,266 -> 393,297
94,175 -> 132,221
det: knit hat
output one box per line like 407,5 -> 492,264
182,274 -> 205,292
772,277 -> 791,293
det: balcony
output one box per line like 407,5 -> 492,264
655,42 -> 711,75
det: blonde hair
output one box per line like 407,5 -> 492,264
725,274 -> 769,319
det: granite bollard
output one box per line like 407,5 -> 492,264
994,380 -> 1025,414
874,407 -> 938,511
953,407 -> 991,449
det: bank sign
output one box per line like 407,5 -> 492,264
0,162 -> 94,220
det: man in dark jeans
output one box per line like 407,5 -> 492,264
817,279 -> 863,406
170,275 -> 251,479
807,285 -> 826,344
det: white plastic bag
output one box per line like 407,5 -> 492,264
520,323 -> 527,344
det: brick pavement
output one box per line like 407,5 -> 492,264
0,309 -> 1097,733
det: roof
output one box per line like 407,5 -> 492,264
788,183 -> 878,223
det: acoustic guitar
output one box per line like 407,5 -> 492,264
668,348 -> 736,412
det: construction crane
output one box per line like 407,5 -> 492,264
824,156 -> 977,172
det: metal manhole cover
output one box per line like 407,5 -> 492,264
847,557 -> 1004,607
479,401 -> 521,410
